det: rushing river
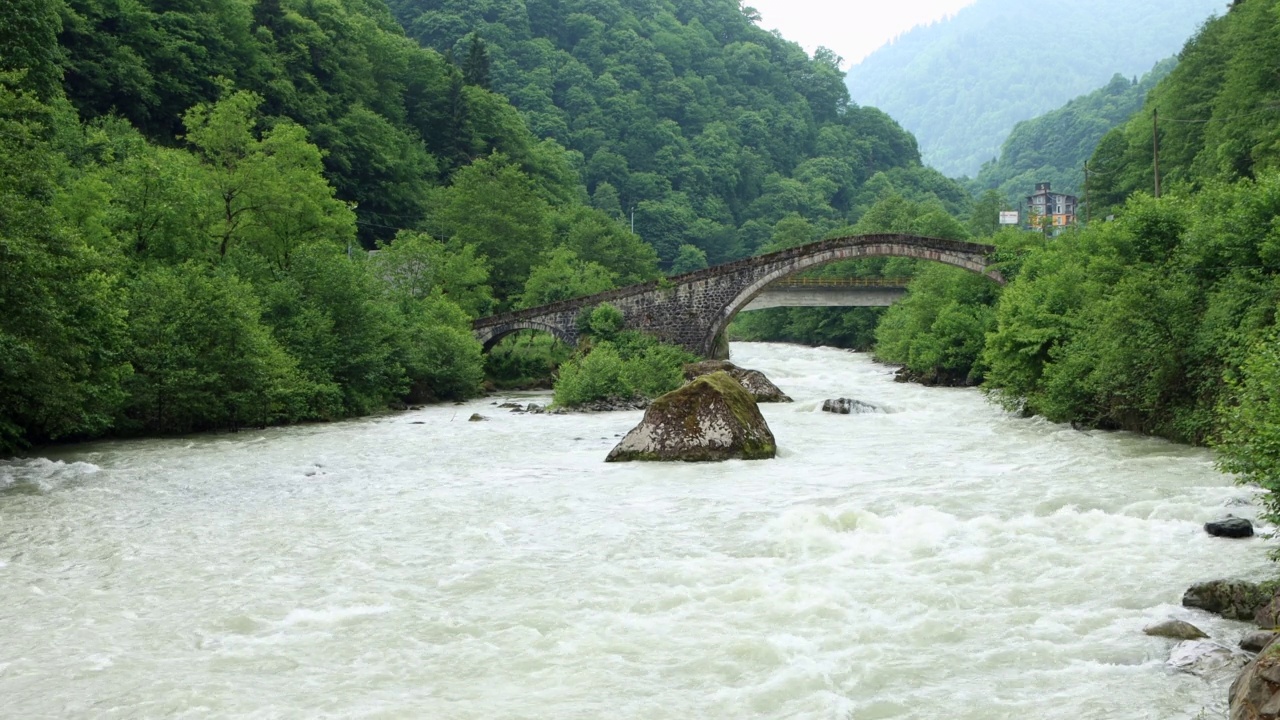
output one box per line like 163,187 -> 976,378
0,342 -> 1272,719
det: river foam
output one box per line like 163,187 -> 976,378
0,343 -> 1269,718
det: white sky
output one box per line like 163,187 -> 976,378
745,0 -> 979,67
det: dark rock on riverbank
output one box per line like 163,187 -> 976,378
1208,517 -> 1256,538
1243,632 -> 1280,653
821,398 -> 883,415
892,365 -> 976,387
575,396 -> 650,412
683,360 -> 791,403
606,372 -> 775,463
1183,580 -> 1274,621
1230,641 -> 1280,720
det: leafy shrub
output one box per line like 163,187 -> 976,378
552,327 -> 697,407
621,343 -> 692,398
553,343 -> 628,407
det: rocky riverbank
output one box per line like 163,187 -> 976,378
1172,513 -> 1280,718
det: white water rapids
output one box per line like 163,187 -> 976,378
0,342 -> 1272,719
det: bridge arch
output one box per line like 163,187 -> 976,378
477,320 -> 575,353
472,234 -> 1004,358
703,237 -> 1006,356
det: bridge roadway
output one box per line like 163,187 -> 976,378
740,277 -> 909,311
473,234 -> 1003,357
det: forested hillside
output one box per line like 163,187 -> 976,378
846,0 -> 1224,177
865,0 -> 1280,522
971,60 -> 1174,205
0,0 -> 657,452
388,0 -> 969,267
1088,0 -> 1280,212
0,0 -> 972,452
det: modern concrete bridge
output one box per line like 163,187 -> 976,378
740,277 -> 910,311
473,234 -> 1004,357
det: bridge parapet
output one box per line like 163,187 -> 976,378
473,234 -> 1002,356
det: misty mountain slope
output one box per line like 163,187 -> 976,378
971,58 -> 1174,203
846,0 -> 1225,177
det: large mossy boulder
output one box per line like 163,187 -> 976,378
605,371 -> 776,462
1183,580 -> 1274,621
682,360 -> 791,403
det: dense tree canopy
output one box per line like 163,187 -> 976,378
971,61 -> 1174,207
1088,0 -> 1280,214
0,0 -> 966,452
388,0 -> 955,268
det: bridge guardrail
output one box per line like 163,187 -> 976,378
767,277 -> 912,288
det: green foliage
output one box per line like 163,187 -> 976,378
552,343 -> 628,407
552,329 -> 696,408
373,230 -> 493,317
424,153 -> 552,302
669,244 -> 708,275
485,331 -> 572,389
0,80 -> 131,452
120,264 -> 309,434
583,303 -> 625,341
847,0 -> 1223,176
390,0 -> 947,270
182,89 -> 356,265
0,73 -> 488,452
874,264 -> 1002,383
517,247 -> 615,309
1089,0 -> 1280,213
971,62 -> 1175,206
1217,332 -> 1280,525
980,176 -> 1280,444
0,0 -> 64,100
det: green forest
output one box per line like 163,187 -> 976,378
0,0 -> 968,453
8,0 -> 1280,530
845,0 -> 1222,177
971,60 -> 1174,206
865,0 -> 1280,522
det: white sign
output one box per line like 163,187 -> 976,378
999,211 -> 1020,225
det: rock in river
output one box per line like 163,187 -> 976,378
605,371 -> 776,463
1169,640 -> 1249,678
1184,580 -> 1273,621
683,360 -> 792,403
821,398 -> 882,415
1143,619 -> 1208,640
1207,517 -> 1256,538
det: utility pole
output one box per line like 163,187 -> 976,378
1083,162 -> 1090,225
630,206 -> 635,234
1153,108 -> 1161,198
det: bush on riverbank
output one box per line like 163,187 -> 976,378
552,304 -> 696,408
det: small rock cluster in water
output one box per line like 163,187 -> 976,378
1168,519 -> 1280,718
821,397 -> 883,414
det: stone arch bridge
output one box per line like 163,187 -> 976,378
473,234 -> 1004,358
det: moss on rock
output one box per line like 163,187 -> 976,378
682,360 -> 792,403
605,371 -> 776,462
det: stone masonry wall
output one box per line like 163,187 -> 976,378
473,234 -> 1002,356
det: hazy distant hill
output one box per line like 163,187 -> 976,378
971,59 -> 1174,204
846,0 -> 1225,177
